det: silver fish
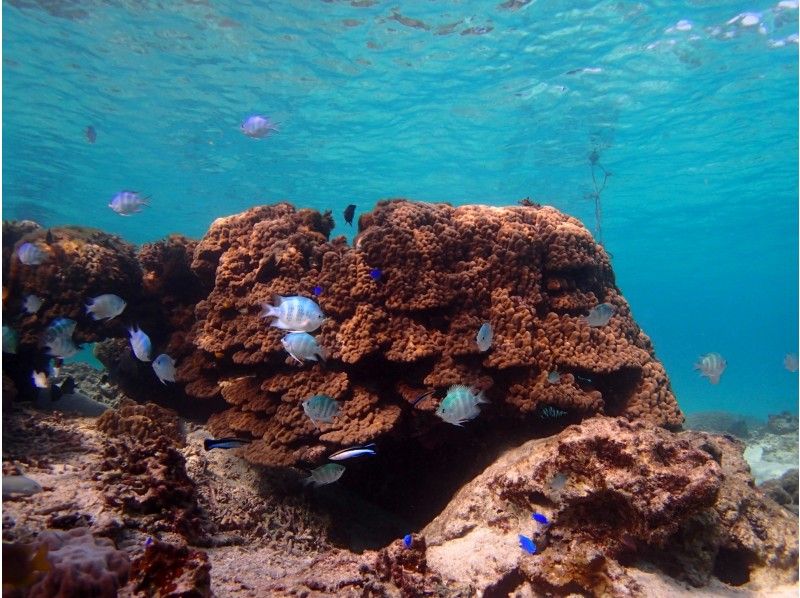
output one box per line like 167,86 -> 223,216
435,384 -> 489,426
241,114 -> 279,139
16,242 -> 47,265
328,443 -> 377,461
694,352 -> 726,385
23,295 -> 43,314
581,303 -> 616,327
43,318 -> 78,359
304,463 -> 345,487
85,294 -> 126,321
281,332 -> 326,364
2,475 -> 43,497
476,322 -> 493,352
152,353 -> 177,384
109,191 -> 149,216
128,326 -> 152,362
783,353 -> 798,373
260,295 -> 325,332
302,394 -> 340,428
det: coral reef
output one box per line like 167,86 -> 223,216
124,540 -> 211,598
180,200 -> 681,469
760,469 -> 799,515
420,416 -> 798,595
743,411 -> 799,484
26,528 -> 130,598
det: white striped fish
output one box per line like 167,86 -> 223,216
281,332 -> 326,364
435,384 -> 489,426
694,352 -> 726,384
302,394 -> 340,428
260,295 -> 325,332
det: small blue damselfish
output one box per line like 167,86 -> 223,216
403,534 -> 413,549
532,512 -> 549,525
519,534 -> 537,555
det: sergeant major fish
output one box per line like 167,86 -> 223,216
435,384 -> 489,426
694,352 -> 726,384
85,294 -> 126,321
281,332 -> 326,364
302,394 -> 340,428
260,295 -> 325,332
43,318 -> 79,359
109,191 -> 149,216
304,463 -> 345,487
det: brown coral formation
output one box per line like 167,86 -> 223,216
125,540 -> 211,598
419,416 -> 798,596
183,200 -> 681,468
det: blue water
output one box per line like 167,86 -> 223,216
4,0 -> 798,419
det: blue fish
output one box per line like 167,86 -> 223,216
144,536 -> 153,547
532,512 -> 549,525
476,322 -> 493,352
403,534 -> 413,549
328,443 -> 377,461
204,437 -> 252,451
369,268 -> 382,281
312,285 -> 323,297
128,325 -> 152,362
519,534 -> 537,554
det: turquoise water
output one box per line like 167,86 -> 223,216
4,0 -> 798,419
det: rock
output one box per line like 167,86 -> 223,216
124,540 -> 211,598
760,469 -> 799,515
767,411 -> 799,435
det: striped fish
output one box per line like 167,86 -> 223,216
302,394 -> 340,428
304,463 -> 345,487
260,295 -> 325,332
435,384 -> 489,426
281,332 -> 326,364
694,352 -> 726,384
43,318 -> 79,359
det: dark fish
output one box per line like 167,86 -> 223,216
85,125 -> 96,143
144,537 -> 153,547
412,390 -> 435,407
328,443 -> 377,461
343,204 -> 356,226
312,285 -> 323,297
204,437 -> 252,451
403,534 -> 413,548
369,268 -> 382,281
532,512 -> 549,525
51,377 -> 76,402
518,534 -> 537,554
45,230 -> 54,244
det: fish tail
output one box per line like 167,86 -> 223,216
363,442 -> 377,451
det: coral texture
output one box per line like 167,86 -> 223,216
182,200 -> 681,467
419,416 -> 798,596
125,540 -> 211,598
28,528 -> 130,598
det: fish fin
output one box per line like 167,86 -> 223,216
476,391 -> 490,404
288,353 -> 304,365
61,377 -> 75,395
362,442 -> 377,451
51,384 -> 62,402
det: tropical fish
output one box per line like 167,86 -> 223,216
581,303 -> 616,327
240,114 -> 279,138
539,406 -> 567,419
281,332 -> 326,364
476,322 -> 493,352
412,389 -> 435,407
109,191 -> 149,216
16,242 -> 47,265
302,394 -> 340,428
343,204 -> 356,226
128,326 -> 152,362
31,371 -> 49,389
783,353 -> 798,373
85,294 -> 126,321
435,384 -> 489,426
260,295 -> 325,332
532,512 -> 550,525
43,318 -> 79,359
152,353 -> 177,384
518,534 -> 537,555
546,371 -> 560,384
304,463 -> 345,487
2,541 -> 51,590
369,268 -> 383,281
204,437 -> 252,451
85,125 -> 97,143
23,295 -> 43,314
2,475 -> 42,497
3,326 -> 18,354
312,285 -> 323,297
403,534 -> 413,549
328,443 -> 377,461
694,352 -> 726,385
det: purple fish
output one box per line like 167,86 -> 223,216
86,125 -> 96,144
694,352 -> 726,385
240,115 -> 279,139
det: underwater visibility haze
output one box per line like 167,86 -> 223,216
1,0 -> 799,596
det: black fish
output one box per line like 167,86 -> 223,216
343,204 -> 356,226
51,377 -> 75,402
85,125 -> 96,144
204,437 -> 252,451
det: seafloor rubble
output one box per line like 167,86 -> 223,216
2,201 -> 798,597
